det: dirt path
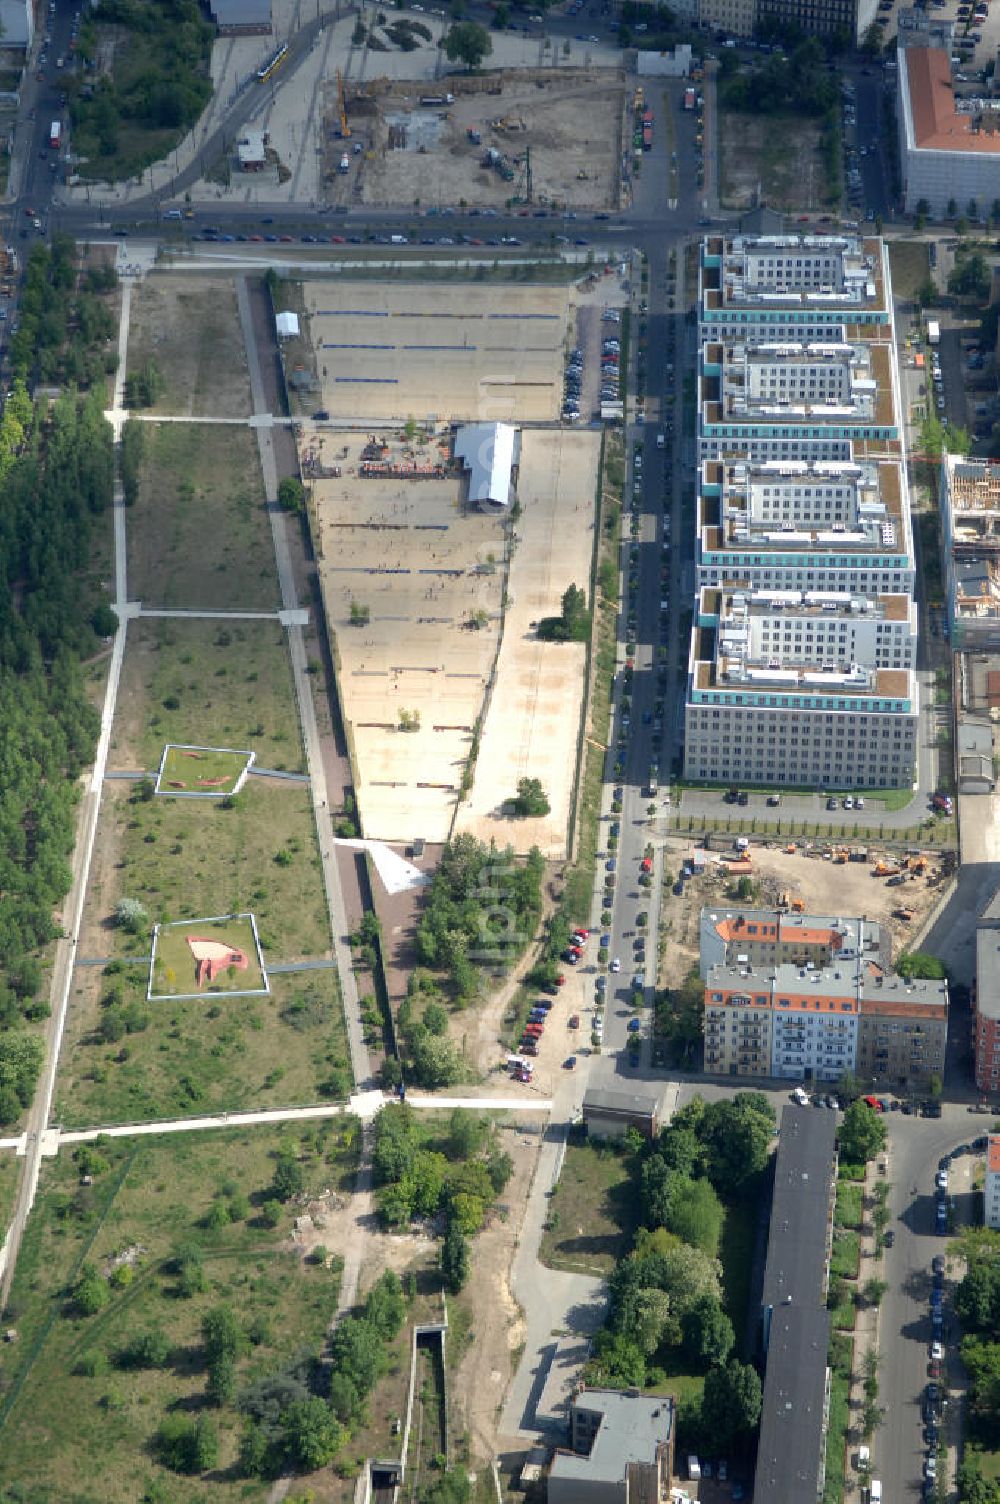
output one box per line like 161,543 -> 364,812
451,1124 -> 538,1458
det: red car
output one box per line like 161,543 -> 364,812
524,1023 -> 544,1037
641,857 -> 652,873
555,975 -> 566,987
863,1094 -> 884,1112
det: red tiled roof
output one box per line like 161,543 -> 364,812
906,47 -> 1000,154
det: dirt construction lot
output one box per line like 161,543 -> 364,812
455,426 -> 601,859
333,69 -> 627,211
309,433 -> 505,844
301,280 -> 570,423
659,836 -> 949,979
719,109 -> 826,212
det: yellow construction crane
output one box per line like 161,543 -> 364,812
337,69 -> 351,139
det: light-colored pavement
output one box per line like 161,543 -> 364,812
235,273 -> 373,1090
0,280 -> 136,1309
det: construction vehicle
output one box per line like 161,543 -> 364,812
832,848 -> 849,865
336,69 -> 351,139
872,860 -> 901,877
790,898 -> 805,913
893,907 -> 915,922
785,844 -> 797,855
907,855 -> 929,875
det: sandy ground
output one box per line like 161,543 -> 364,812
125,274 -> 252,418
308,431 -> 506,844
339,70 -> 627,211
301,280 -> 571,424
657,834 -> 950,980
454,427 -> 600,860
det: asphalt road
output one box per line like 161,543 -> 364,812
878,1106 -> 987,1503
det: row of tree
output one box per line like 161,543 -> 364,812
584,1093 -> 774,1455
0,379 -> 116,1122
720,38 -> 839,116
9,239 -> 117,388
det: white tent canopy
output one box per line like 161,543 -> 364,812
454,422 -> 519,511
275,310 -> 300,339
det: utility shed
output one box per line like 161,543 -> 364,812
237,130 -> 267,171
453,422 -> 520,512
275,310 -> 300,339
583,1086 -> 664,1141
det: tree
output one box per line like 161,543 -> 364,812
277,476 -> 306,514
72,1263 -> 109,1316
838,1099 -> 887,1164
156,1414 -> 219,1474
206,1351 -> 237,1406
948,252 -> 991,302
861,1276 -> 888,1308
586,1328 -> 646,1388
512,777 -> 550,818
202,1304 -> 245,1367
270,1151 -> 305,1202
114,897 -> 149,934
700,1360 -> 762,1452
663,1175 -> 724,1257
441,1220 -> 470,1293
447,1106 -> 487,1159
536,582 -> 591,643
364,1271 -> 406,1341
118,1325 -> 170,1369
698,1092 -> 775,1196
349,599 -> 371,627
281,1396 -> 342,1470
443,20 -> 492,67
682,1294 -> 735,1369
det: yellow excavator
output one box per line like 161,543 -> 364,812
337,69 -> 351,139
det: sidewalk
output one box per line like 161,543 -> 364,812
843,1151 -> 888,1504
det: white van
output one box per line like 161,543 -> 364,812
792,1086 -> 809,1106
869,1480 -> 882,1504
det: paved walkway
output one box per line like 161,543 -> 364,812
844,1153 -> 888,1504
0,279 -> 136,1307
235,273 -> 373,1091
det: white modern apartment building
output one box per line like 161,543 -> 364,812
696,456 -> 915,595
697,339 -> 900,462
699,233 -> 892,342
685,233 -> 914,792
683,585 -> 919,788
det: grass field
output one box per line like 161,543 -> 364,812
830,1228 -> 861,1280
127,423 -> 279,610
539,1139 -> 638,1275
836,1179 -> 864,1231
104,781 -> 328,961
125,277 -> 253,418
55,966 -> 352,1127
150,914 -> 267,1000
0,1126 -> 357,1502
157,744 -> 253,796
888,239 -> 931,302
110,618 -> 305,774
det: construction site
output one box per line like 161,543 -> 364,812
657,833 -> 956,984
320,68 -> 629,210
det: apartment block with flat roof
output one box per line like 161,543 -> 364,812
698,339 -> 900,461
696,456 -> 915,595
683,584 -> 919,788
939,453 -> 1000,651
699,234 -> 891,341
